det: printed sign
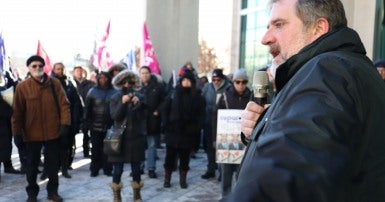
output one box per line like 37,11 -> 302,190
216,109 -> 245,164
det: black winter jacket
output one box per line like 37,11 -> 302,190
84,86 -> 116,132
217,86 -> 252,110
140,75 -> 166,135
108,90 -> 146,163
51,74 -> 83,133
162,86 -> 205,149
223,27 -> 385,202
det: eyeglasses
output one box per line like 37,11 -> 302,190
212,78 -> 222,82
31,64 -> 44,69
234,80 -> 248,85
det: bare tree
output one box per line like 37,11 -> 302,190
198,39 -> 218,76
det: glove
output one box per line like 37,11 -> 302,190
59,125 -> 70,146
59,125 -> 70,137
13,135 -> 24,148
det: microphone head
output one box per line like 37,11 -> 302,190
252,71 -> 269,98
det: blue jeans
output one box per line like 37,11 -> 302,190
146,134 -> 158,171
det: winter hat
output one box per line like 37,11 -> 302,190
108,64 -> 125,76
179,69 -> 196,85
26,55 -> 45,66
112,69 -> 139,90
212,69 -> 225,79
374,59 -> 385,68
232,69 -> 248,81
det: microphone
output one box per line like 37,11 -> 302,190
252,71 -> 269,105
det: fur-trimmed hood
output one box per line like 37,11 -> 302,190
112,69 -> 140,90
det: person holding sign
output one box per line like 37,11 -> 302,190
216,68 -> 252,197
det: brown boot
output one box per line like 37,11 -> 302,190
179,170 -> 188,189
110,182 -> 122,202
131,181 -> 143,202
163,169 -> 172,188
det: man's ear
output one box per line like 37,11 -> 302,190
312,17 -> 330,38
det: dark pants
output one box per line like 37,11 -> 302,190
203,122 -> 216,173
221,163 -> 239,197
25,138 -> 60,197
3,119 -> 26,169
82,129 -> 90,156
112,162 -> 141,183
164,146 -> 190,171
59,131 -> 76,171
90,130 -> 112,175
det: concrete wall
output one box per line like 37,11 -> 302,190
146,0 -> 199,81
341,0 -> 376,59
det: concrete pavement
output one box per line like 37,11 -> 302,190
0,134 -> 222,202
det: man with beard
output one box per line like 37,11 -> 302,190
222,0 -> 385,201
12,55 -> 70,202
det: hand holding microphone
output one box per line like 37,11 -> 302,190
252,71 -> 269,106
241,71 -> 270,139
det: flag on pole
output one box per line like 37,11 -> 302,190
36,40 -> 52,75
142,22 -> 160,74
120,48 -> 137,73
93,20 -> 114,70
0,32 -> 9,75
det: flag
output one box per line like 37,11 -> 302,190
120,48 -> 137,73
142,22 -> 160,74
36,40 -> 53,75
93,20 -> 114,70
0,32 -> 9,75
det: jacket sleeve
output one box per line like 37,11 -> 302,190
54,79 -> 71,126
11,84 -> 26,136
84,88 -> 94,128
109,92 -> 127,122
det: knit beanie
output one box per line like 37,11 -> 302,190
26,55 -> 45,66
232,69 -> 248,81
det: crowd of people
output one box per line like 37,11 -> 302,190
2,0 -> 385,201
0,56 -> 250,201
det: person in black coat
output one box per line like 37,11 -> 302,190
108,69 -> 146,202
138,66 -> 166,178
0,94 -> 13,182
48,62 -> 82,179
84,71 -> 116,177
223,0 -> 385,201
161,70 -> 205,189
0,71 -> 24,175
216,68 -> 252,197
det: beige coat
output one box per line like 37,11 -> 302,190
12,75 -> 71,141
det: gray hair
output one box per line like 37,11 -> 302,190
270,0 -> 347,31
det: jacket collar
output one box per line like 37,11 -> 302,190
275,27 -> 366,93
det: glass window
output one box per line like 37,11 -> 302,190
239,0 -> 270,74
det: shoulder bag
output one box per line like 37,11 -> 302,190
103,117 -> 127,155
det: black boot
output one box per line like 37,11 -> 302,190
60,149 -> 71,178
163,169 -> 172,188
61,169 -> 72,178
179,170 -> 188,189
